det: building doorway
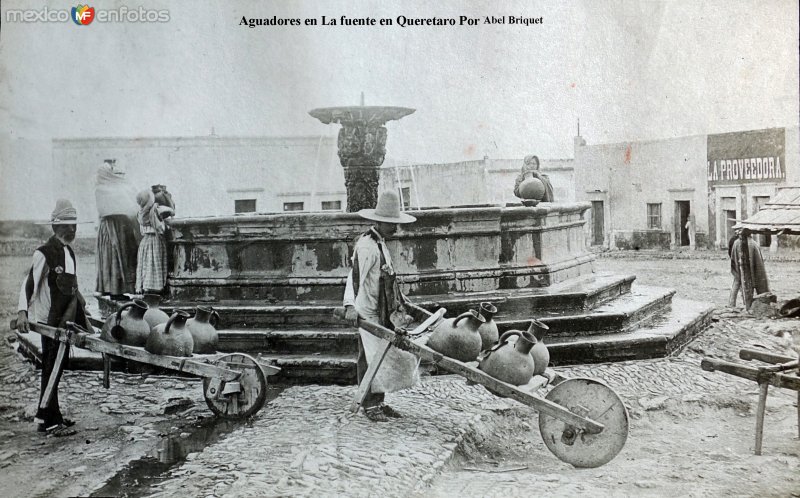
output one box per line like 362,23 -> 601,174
675,201 -> 690,246
723,209 -> 737,244
591,201 -> 604,246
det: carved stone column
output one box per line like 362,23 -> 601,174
338,122 -> 386,212
309,106 -> 415,212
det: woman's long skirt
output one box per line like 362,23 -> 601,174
95,215 -> 139,295
136,233 -> 168,293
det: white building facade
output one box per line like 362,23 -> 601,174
573,126 -> 800,250
52,135 -> 343,230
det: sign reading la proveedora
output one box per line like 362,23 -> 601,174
707,128 -> 785,185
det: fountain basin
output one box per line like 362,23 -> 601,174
166,202 -> 595,303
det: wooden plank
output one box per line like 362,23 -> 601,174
350,341 -> 392,413
25,322 -> 242,381
39,342 -> 67,410
701,358 -> 800,391
79,335 -> 242,380
755,382 -> 769,455
102,353 -> 111,389
334,309 -> 605,434
739,348 -> 796,365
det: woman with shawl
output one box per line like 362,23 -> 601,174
135,189 -> 168,294
94,160 -> 140,298
513,155 -> 555,202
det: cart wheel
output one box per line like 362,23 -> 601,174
203,353 -> 268,419
538,377 -> 629,468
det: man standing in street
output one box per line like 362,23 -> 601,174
16,199 -> 90,436
343,191 -> 419,422
728,232 -> 770,308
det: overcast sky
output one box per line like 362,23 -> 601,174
1,0 -> 798,169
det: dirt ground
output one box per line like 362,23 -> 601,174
0,253 -> 799,497
426,391 -> 799,497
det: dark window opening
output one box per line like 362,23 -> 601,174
283,202 -> 304,212
235,199 -> 256,213
399,187 -> 411,210
647,203 -> 662,229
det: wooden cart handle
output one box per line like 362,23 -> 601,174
335,307 -> 606,434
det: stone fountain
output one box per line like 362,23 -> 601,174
84,104 -> 714,385
308,105 -> 415,212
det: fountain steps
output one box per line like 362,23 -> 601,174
497,285 -> 677,336
544,297 -> 715,364
97,272 -> 636,330
212,285 -> 675,354
26,277 -> 711,384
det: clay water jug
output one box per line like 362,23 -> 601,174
426,310 -> 485,362
527,319 -> 550,375
478,329 -> 537,386
477,302 -> 499,351
518,174 -> 545,201
142,293 -> 170,330
145,310 -> 194,357
102,300 -> 150,347
100,313 -> 119,344
186,306 -> 220,354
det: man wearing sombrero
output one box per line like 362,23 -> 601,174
16,199 -> 90,436
343,191 -> 419,422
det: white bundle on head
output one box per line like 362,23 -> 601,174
95,163 -> 138,218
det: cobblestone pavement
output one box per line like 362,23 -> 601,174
140,313 -> 800,498
147,378 -> 501,498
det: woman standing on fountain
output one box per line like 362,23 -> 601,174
95,160 -> 140,299
135,189 -> 169,295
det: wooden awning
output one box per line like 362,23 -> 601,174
733,186 -> 800,235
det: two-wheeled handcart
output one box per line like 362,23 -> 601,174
334,307 -> 629,468
10,319 -> 280,419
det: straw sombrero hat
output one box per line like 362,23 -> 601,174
35,199 -> 92,225
358,191 -> 416,224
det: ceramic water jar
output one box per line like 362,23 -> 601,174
477,302 -> 499,350
426,310 -> 485,362
528,319 -> 550,375
186,306 -> 219,354
145,310 -> 194,357
518,175 -> 545,200
478,329 -> 537,386
142,293 -> 170,330
101,299 -> 150,347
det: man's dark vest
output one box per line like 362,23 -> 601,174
27,236 -> 85,327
